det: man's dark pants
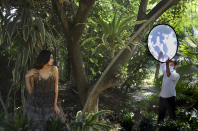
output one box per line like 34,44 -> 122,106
158,96 -> 176,123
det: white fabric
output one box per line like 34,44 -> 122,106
159,63 -> 180,98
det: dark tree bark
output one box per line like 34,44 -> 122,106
52,0 -> 95,105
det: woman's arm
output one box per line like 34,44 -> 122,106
54,66 -> 59,107
53,66 -> 61,115
25,69 -> 36,94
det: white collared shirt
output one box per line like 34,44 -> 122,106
159,63 -> 180,98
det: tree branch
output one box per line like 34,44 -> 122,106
96,46 -> 137,93
71,0 -> 96,44
134,0 -> 148,32
128,0 -> 179,44
97,79 -> 122,93
146,0 -> 178,18
51,0 -> 70,37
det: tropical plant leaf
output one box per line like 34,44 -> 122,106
23,25 -> 30,42
39,19 -> 46,43
92,122 -> 111,129
73,0 -> 79,7
87,110 -> 112,124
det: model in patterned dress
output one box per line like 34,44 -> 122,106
24,50 -> 62,131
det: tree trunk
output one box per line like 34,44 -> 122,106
86,90 -> 99,112
66,36 -> 89,105
155,63 -> 160,80
52,0 -> 95,106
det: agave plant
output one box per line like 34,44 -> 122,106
69,110 -> 112,131
88,11 -> 146,57
97,12 -> 145,45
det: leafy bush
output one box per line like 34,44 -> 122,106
138,113 -> 157,131
158,120 -> 190,131
69,110 -> 112,131
120,109 -> 134,131
176,107 -> 198,130
154,75 -> 163,91
0,112 -> 32,131
122,45 -> 154,89
188,116 -> 198,130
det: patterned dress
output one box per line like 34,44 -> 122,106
24,67 -> 61,130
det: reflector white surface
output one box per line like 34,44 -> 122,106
147,25 -> 177,62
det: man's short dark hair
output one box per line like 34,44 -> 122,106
170,59 -> 178,66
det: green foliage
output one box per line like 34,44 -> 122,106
154,75 -> 163,91
123,45 -> 154,88
156,0 -> 189,41
0,48 -> 14,112
179,36 -> 198,62
175,64 -> 198,109
69,110 -> 112,131
46,115 -> 68,131
81,0 -> 146,82
138,113 -> 157,131
0,112 -> 32,131
158,120 -> 190,131
97,12 -> 145,47
176,108 -> 198,130
0,0 -> 64,111
120,109 -> 134,131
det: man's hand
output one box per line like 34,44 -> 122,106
166,58 -> 171,64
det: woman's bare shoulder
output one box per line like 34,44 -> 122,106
51,65 -> 58,69
51,65 -> 58,72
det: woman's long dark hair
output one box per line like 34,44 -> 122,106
34,50 -> 52,70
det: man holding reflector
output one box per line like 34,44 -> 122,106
147,24 -> 180,123
157,52 -> 180,123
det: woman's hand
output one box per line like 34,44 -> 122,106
54,104 -> 61,115
25,69 -> 39,78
